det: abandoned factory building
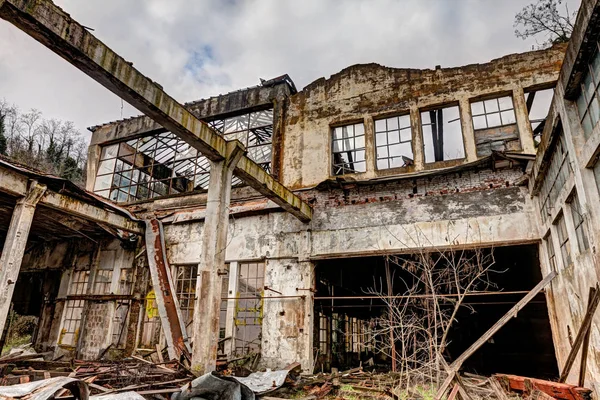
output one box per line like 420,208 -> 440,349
3,0 -> 600,394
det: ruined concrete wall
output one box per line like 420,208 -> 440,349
529,0 -> 600,391
282,45 -> 565,189
159,164 -> 539,370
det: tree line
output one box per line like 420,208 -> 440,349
0,99 -> 87,186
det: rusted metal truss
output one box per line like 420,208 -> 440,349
145,219 -> 191,361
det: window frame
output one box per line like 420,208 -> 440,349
567,192 -> 589,253
470,95 -> 517,130
331,122 -> 367,176
420,103 -> 466,164
374,113 -> 414,170
554,212 -> 572,268
576,41 -> 600,139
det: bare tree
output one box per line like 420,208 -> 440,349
514,0 -> 577,47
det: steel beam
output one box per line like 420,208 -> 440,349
0,0 -> 312,223
145,219 -> 191,361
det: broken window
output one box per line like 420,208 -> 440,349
174,264 -> 197,338
470,96 -> 520,156
172,264 -> 229,343
234,262 -> 265,356
554,213 -> 572,268
112,264 -> 133,348
576,41 -> 600,139
421,105 -> 465,163
567,192 -> 589,252
94,109 -> 274,202
525,88 -> 555,143
375,115 -> 413,170
207,109 -> 274,185
538,130 -> 571,222
332,123 -> 366,175
59,270 -> 89,346
544,232 -> 557,272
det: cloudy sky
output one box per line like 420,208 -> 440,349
0,0 -> 580,139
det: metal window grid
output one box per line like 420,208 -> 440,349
60,270 -> 89,346
538,135 -> 572,222
331,123 -> 366,175
545,233 -> 557,272
375,115 -> 413,170
94,109 -> 273,202
234,262 -> 265,356
555,214 -> 572,268
576,41 -> 600,139
470,96 -> 516,130
568,193 -> 589,252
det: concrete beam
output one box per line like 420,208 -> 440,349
0,0 -> 312,223
0,164 -> 143,234
0,180 -> 46,335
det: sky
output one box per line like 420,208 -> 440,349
0,0 -> 581,140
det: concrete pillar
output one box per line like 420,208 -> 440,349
513,86 -> 536,154
458,97 -> 478,163
192,141 -> 245,374
0,180 -> 46,334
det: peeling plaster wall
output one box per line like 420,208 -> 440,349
282,45 -> 565,189
529,0 -> 600,391
161,165 -> 539,370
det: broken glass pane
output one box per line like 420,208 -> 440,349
94,174 -> 112,191
101,144 -> 118,160
97,159 -> 116,176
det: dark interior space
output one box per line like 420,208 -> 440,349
4,270 -> 62,351
313,244 -> 558,379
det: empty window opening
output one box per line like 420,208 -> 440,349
421,105 -> 464,163
332,123 -> 366,175
313,245 -> 558,378
471,96 -> 520,156
555,213 -> 572,268
538,129 -> 572,222
576,41 -> 600,139
59,270 -> 89,347
234,262 -> 265,356
568,192 -> 589,253
375,115 -> 413,170
525,88 -> 555,143
94,109 -> 274,202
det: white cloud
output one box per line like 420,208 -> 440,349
0,0 -> 580,139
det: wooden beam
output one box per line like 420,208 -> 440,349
435,271 -> 556,400
0,0 -> 312,223
0,164 -> 143,234
559,284 -> 600,383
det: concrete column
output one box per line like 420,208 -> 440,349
192,141 -> 245,374
0,180 -> 46,335
458,97 -> 478,162
513,86 -> 536,154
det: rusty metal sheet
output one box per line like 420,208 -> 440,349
145,218 -> 191,360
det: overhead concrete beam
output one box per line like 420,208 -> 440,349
0,0 -> 312,223
0,165 -> 143,234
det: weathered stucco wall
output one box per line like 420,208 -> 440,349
529,0 -> 600,391
282,45 -> 565,189
160,164 -> 539,369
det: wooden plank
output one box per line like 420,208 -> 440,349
448,384 -> 460,400
435,272 -> 556,400
495,374 -> 591,400
578,287 -> 596,387
559,284 -> 600,383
